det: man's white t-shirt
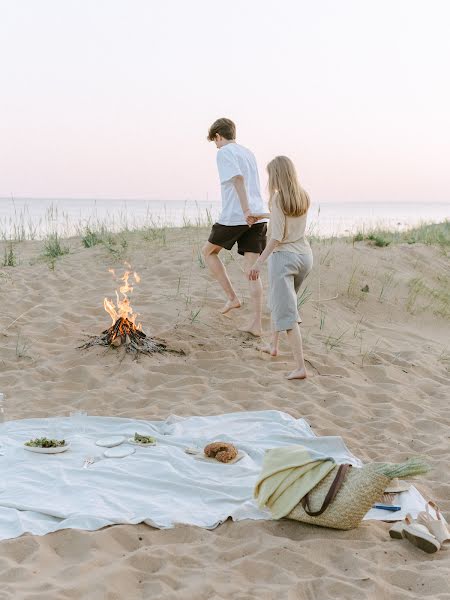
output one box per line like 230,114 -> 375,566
216,143 -> 267,226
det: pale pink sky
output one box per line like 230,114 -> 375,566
1,0 -> 449,203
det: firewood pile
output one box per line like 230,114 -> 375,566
80,316 -> 166,355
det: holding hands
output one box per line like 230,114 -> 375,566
243,209 -> 258,226
244,211 -> 270,226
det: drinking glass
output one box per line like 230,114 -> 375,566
70,411 -> 88,436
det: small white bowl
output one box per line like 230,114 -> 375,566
104,446 -> 135,458
24,442 -> 71,454
128,437 -> 157,447
95,436 -> 126,448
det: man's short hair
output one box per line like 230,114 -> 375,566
207,118 -> 236,141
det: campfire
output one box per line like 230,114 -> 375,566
80,267 -> 166,356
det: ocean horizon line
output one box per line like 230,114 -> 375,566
1,196 -> 449,206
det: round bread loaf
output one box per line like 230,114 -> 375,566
204,442 -> 238,463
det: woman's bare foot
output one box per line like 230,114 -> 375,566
220,298 -> 241,314
260,343 -> 278,356
286,367 -> 308,380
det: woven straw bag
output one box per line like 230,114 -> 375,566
287,463 -> 390,530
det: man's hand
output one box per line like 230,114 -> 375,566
245,211 -> 259,226
243,208 -> 254,226
248,261 -> 261,281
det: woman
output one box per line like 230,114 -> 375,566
248,156 -> 313,379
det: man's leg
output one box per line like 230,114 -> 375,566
239,252 -> 263,336
202,242 -> 241,314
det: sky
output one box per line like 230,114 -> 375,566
0,0 -> 449,204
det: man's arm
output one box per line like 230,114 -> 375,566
231,175 -> 251,222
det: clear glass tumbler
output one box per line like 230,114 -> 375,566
70,411 -> 88,436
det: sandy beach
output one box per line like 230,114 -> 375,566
0,226 -> 449,599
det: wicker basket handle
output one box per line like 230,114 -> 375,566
301,464 -> 351,517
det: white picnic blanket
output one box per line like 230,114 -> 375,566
0,410 -> 428,541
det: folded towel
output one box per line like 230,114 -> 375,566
254,445 -> 336,519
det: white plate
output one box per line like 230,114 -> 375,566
188,449 -> 245,465
24,442 -> 70,454
194,451 -> 245,465
104,446 -> 136,458
95,436 -> 125,448
128,437 -> 157,447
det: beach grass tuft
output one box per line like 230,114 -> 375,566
142,225 -> 167,245
196,247 -> 206,269
367,233 -> 391,247
352,232 -> 365,243
189,307 -> 202,323
318,307 -> 327,331
346,262 -> 361,297
378,271 -> 397,302
325,326 -> 349,351
2,243 -> 17,267
43,234 -> 69,259
406,276 -> 450,318
297,285 -> 312,309
81,227 -> 104,248
102,235 -> 128,259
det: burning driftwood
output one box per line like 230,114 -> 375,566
81,316 -> 166,355
80,268 -> 166,356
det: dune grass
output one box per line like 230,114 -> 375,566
352,221 -> 450,250
142,225 -> 167,245
81,227 -> 104,248
1,196 -> 448,252
43,234 -> 69,259
297,285 -> 312,309
406,276 -> 450,318
2,243 -> 17,267
367,233 -> 391,247
102,235 -> 128,260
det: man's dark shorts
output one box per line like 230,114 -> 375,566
208,222 -> 267,256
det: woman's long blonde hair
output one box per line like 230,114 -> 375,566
267,156 -> 310,217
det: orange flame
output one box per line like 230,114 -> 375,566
104,269 -> 142,330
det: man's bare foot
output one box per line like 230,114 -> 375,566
286,367 -> 308,380
220,298 -> 241,314
259,343 -> 278,356
239,324 -> 262,337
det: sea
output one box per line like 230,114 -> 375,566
0,197 -> 448,240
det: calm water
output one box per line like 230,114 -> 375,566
0,197 -> 448,239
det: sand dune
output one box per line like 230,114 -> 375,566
0,228 -> 449,599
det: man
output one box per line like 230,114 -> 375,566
202,118 -> 267,336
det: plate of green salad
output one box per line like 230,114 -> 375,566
24,438 -> 70,454
128,433 -> 157,447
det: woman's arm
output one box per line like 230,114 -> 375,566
248,195 -> 284,280
248,238 -> 280,280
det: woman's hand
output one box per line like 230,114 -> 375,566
247,239 -> 278,281
248,261 -> 261,281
